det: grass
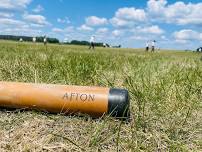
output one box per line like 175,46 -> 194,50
0,40 -> 201,151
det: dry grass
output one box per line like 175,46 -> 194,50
0,40 -> 201,151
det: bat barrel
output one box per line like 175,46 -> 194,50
0,82 -> 130,119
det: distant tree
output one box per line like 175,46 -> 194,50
47,38 -> 59,43
112,45 -> 121,48
69,40 -> 105,47
0,35 -> 59,44
70,40 -> 89,45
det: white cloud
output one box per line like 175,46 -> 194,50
110,1 -> 202,28
0,1 -> 47,37
51,26 -> 74,33
52,28 -> 63,33
110,7 -> 146,28
96,28 -> 108,34
110,17 -> 134,28
2,27 -> 42,36
85,16 -> 108,26
77,24 -> 94,31
115,7 -> 147,22
0,12 -> 13,18
23,13 -> 50,26
175,39 -> 188,44
0,0 -> 32,11
0,19 -> 44,37
173,29 -> 202,42
57,17 -> 70,24
130,36 -> 147,41
64,26 -> 74,32
147,0 -> 202,25
112,30 -> 124,37
0,18 -> 25,26
137,25 -> 164,35
32,5 -> 44,13
63,37 -> 69,43
147,0 -> 167,19
161,35 -> 169,41
30,23 -> 44,28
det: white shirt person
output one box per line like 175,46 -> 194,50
151,40 -> 156,52
145,41 -> 149,51
89,36 -> 95,50
44,36 -> 47,45
90,36 -> 95,42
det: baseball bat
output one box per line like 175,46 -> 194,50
0,82 -> 130,118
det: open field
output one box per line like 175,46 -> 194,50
0,41 -> 201,151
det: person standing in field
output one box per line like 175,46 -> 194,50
89,36 -> 95,50
44,35 -> 47,46
151,40 -> 156,52
19,38 -> 23,42
145,41 -> 149,52
33,37 -> 36,43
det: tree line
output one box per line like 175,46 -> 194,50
0,35 -> 112,47
0,35 -> 59,43
64,40 -> 105,47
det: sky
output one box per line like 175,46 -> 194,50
0,0 -> 202,50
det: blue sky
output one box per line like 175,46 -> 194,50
0,0 -> 202,50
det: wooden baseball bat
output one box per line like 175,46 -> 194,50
0,82 -> 130,118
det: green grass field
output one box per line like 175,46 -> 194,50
0,40 -> 201,151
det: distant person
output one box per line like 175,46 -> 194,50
19,38 -> 23,42
89,36 -> 95,50
197,47 -> 202,52
33,37 -> 36,43
44,36 -> 47,45
151,40 -> 156,52
145,41 -> 149,52
196,48 -> 200,52
103,43 -> 110,48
